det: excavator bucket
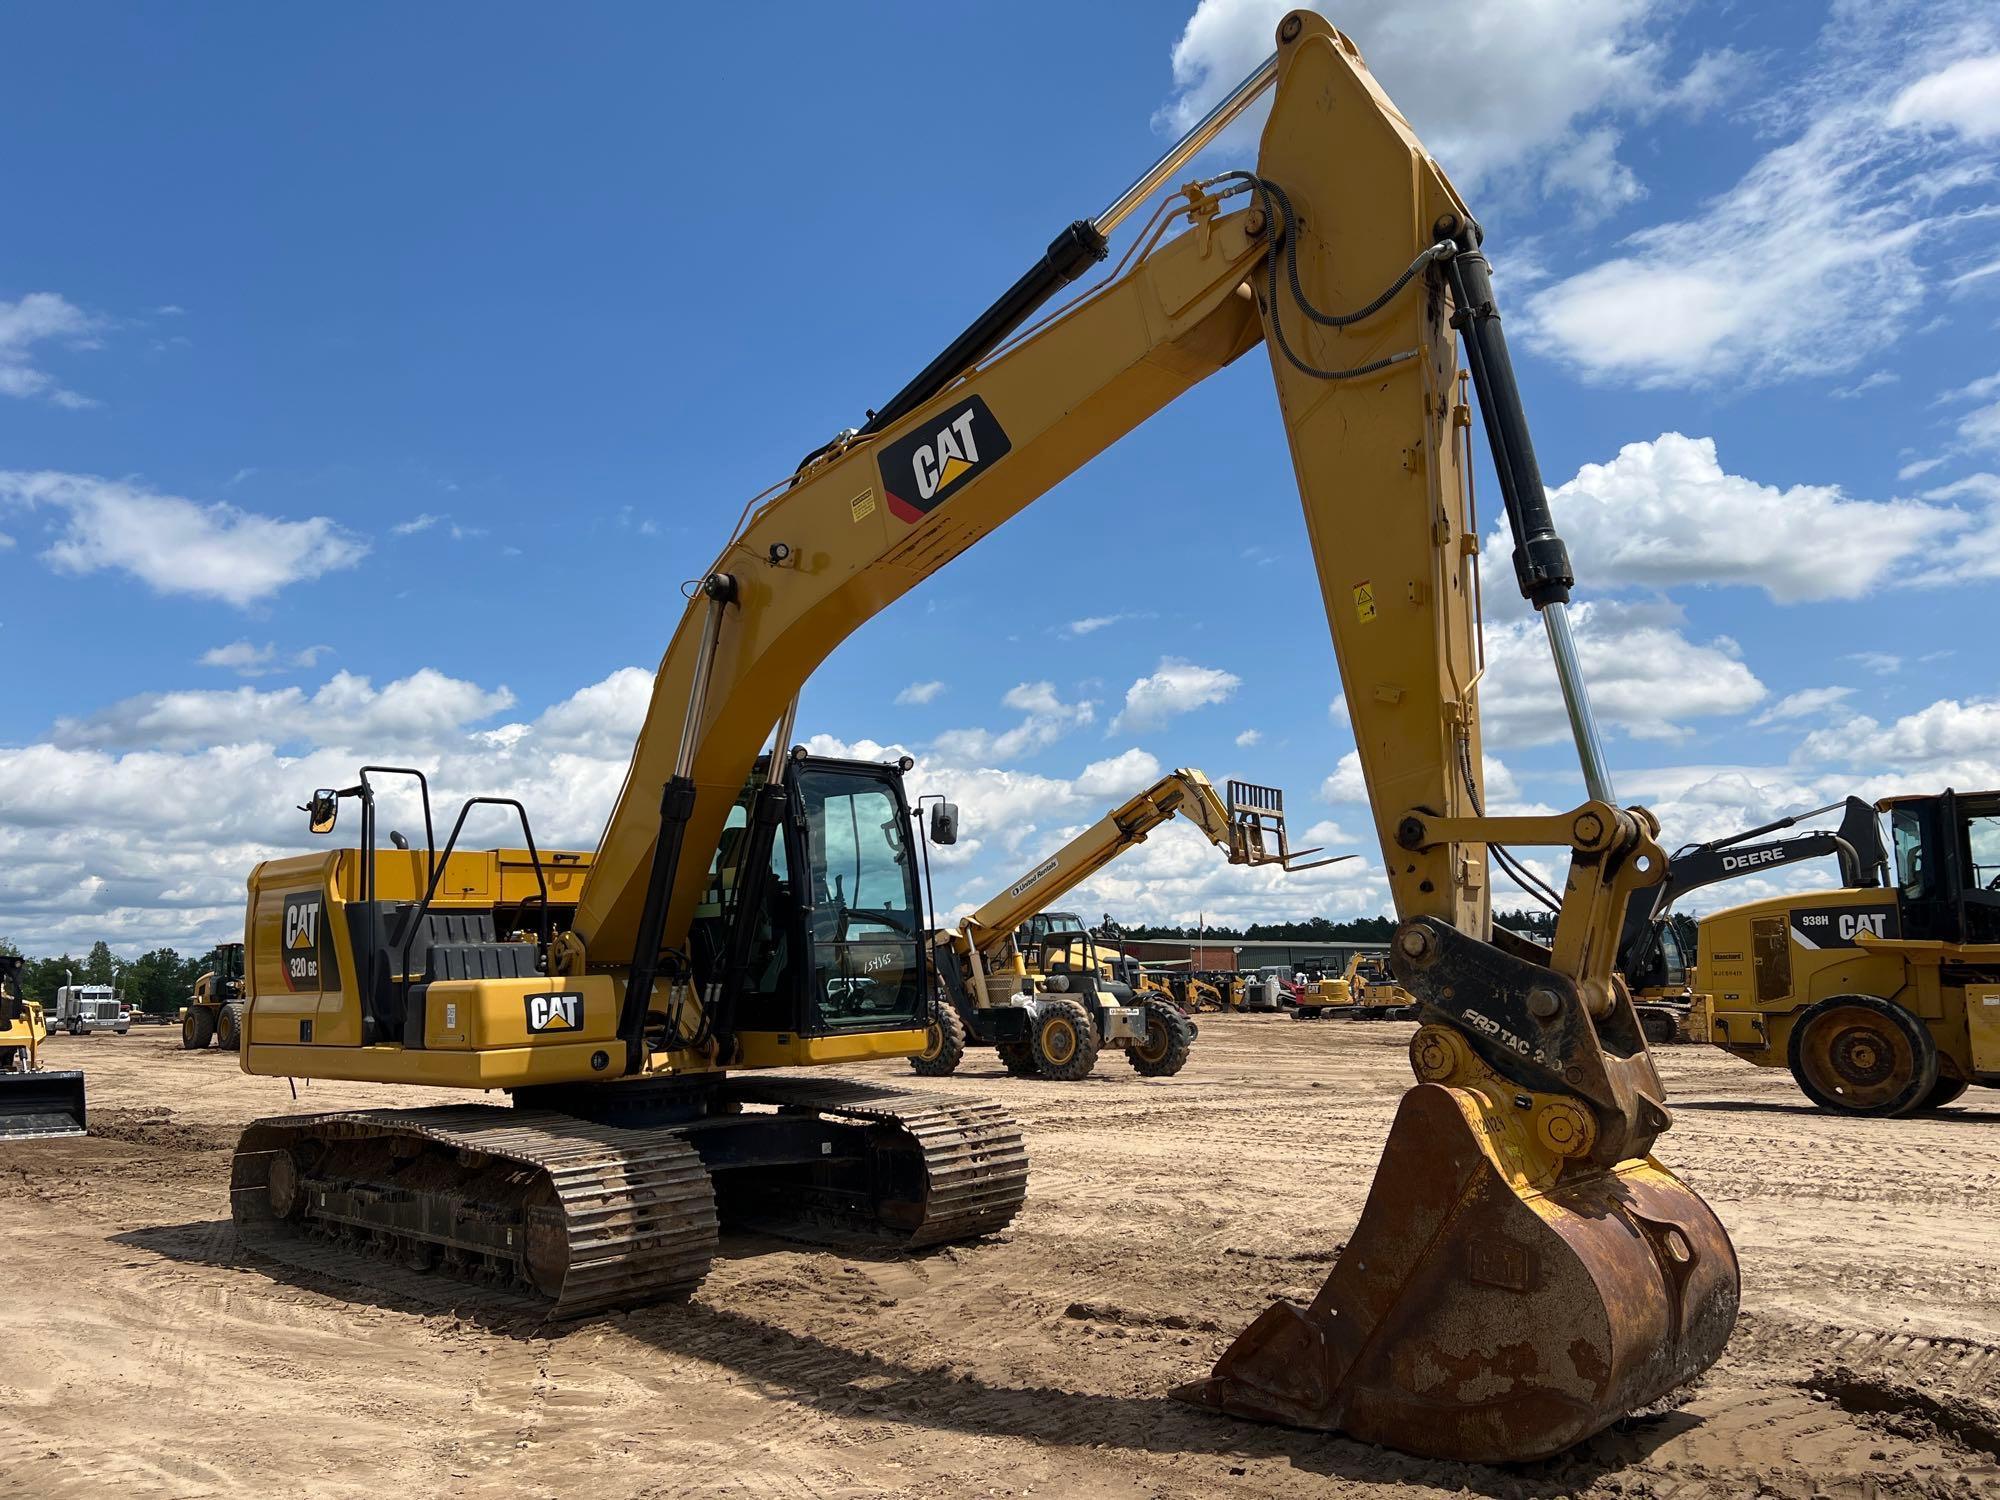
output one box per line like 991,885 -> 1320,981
1175,1081 -> 1738,1463
0,1069 -> 87,1140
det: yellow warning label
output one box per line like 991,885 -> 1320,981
850,490 -> 877,523
1353,581 -> 1377,623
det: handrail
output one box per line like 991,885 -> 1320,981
395,797 -> 552,1008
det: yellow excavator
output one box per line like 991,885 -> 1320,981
0,954 -> 87,1138
228,15 -> 1736,1462
916,767 -> 1329,1078
1292,950 -> 1410,1019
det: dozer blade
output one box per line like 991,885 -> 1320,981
1174,1081 -> 1738,1463
0,1069 -> 87,1139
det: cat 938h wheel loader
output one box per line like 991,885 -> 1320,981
228,13 -> 1736,1463
1699,788 -> 2000,1115
918,767 -> 1336,1079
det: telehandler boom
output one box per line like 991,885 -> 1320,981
918,768 -> 1332,1078
232,13 -> 1735,1463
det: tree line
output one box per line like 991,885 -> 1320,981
0,936 -> 223,1015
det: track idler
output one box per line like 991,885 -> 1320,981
1175,1036 -> 1738,1461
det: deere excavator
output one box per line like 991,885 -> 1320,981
1617,797 -> 1886,1042
1699,788 -> 2000,1115
228,15 -> 1736,1462
0,954 -> 87,1138
916,767 -> 1331,1079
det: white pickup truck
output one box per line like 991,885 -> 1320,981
52,984 -> 130,1035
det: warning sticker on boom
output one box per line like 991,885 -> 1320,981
1353,582 -> 1377,623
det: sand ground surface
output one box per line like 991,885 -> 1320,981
4,1018 -> 1997,1499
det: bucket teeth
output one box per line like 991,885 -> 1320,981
1175,1082 -> 1739,1463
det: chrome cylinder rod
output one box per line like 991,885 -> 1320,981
674,575 -> 734,781
1094,52 -> 1278,236
1541,601 -> 1616,806
770,695 -> 800,762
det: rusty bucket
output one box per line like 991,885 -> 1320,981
1174,1081 -> 1738,1462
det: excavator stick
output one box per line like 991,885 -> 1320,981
1165,14 -> 1744,1460
0,1069 -> 87,1140
1176,1080 -> 1735,1461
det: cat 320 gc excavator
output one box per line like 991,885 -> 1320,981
229,14 -> 1736,1463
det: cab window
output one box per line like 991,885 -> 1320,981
799,770 -> 922,1032
1962,810 -> 2000,893
1893,808 -> 1929,901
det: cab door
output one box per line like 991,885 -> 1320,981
794,764 -> 925,1034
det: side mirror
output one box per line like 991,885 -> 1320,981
928,801 -> 960,846
306,789 -> 339,835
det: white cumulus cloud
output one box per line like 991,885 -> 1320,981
1524,433 -> 1961,602
1522,5 -> 2000,389
1887,52 -> 2000,140
1480,599 -> 1765,748
0,470 -> 368,604
0,292 -> 101,408
1111,658 -> 1240,734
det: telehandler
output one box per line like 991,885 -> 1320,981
181,940 -> 247,1050
0,954 -> 86,1138
1699,788 -> 2000,1115
227,15 -> 1736,1462
916,767 -> 1329,1079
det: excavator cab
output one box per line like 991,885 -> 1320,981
694,752 -> 930,1039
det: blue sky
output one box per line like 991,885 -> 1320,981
4,1 -> 1999,955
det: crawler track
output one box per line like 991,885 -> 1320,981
228,1077 -> 1027,1317
722,1077 -> 1029,1247
232,1106 -> 719,1316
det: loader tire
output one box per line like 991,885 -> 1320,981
1029,999 -> 1098,1082
1787,994 -> 1937,1117
1128,999 -> 1194,1077
217,1001 -> 244,1052
996,1041 -> 1039,1077
909,1004 -> 966,1077
182,1006 -> 216,1050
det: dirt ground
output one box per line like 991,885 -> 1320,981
4,1019 -> 1997,1500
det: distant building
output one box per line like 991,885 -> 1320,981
1110,937 -> 1385,974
